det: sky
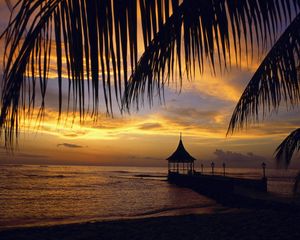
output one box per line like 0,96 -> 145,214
0,1 -> 300,168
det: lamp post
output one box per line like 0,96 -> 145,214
211,162 -> 215,175
222,162 -> 226,176
262,162 -> 266,179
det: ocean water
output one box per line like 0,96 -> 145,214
0,165 -> 298,229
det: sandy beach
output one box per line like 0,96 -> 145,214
1,209 -> 300,240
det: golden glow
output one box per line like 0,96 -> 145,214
0,0 -> 296,166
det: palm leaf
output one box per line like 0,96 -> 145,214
228,12 -> 300,134
4,0 -> 13,12
275,128 -> 300,168
124,0 -> 300,109
1,0 -> 299,147
0,0 -> 175,146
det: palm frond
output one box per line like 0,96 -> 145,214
0,0 -> 176,146
228,12 -> 300,134
275,128 -> 300,168
124,0 -> 300,109
1,0 -> 300,147
5,0 -> 13,12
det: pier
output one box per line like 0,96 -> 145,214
167,135 -> 268,207
168,172 -> 267,195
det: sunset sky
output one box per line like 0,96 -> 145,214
1,1 -> 300,168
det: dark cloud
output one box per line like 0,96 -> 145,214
163,106 -> 225,126
62,132 -> 87,138
57,143 -> 85,148
139,123 -> 162,130
16,153 -> 49,159
166,107 -> 219,119
213,149 -> 268,168
160,106 -> 227,133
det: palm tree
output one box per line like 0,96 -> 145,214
228,10 -> 300,168
1,0 -> 299,148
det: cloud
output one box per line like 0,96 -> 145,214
164,106 -> 226,124
166,107 -> 219,119
57,143 -> 85,148
16,153 -> 49,159
213,149 -> 268,167
138,123 -> 162,130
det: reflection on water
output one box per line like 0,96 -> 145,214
0,165 -> 215,229
0,165 -> 298,229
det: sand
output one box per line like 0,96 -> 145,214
1,209 -> 300,240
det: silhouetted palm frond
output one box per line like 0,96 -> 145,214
228,13 -> 300,134
5,0 -> 13,12
1,0 -> 300,147
275,128 -> 300,168
124,0 -> 300,109
0,0 -> 176,145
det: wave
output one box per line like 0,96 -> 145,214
111,170 -> 132,174
24,174 -> 69,179
132,203 -> 218,217
133,174 -> 166,178
0,164 -> 24,168
70,181 -> 123,188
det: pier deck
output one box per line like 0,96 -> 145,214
167,172 -> 273,208
168,172 -> 267,193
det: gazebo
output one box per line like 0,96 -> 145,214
166,133 -> 196,174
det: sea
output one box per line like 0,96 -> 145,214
0,164 -> 299,229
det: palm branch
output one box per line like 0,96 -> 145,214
275,128 -> 300,167
0,0 -> 176,145
124,0 -> 300,109
227,11 -> 300,167
0,0 -> 299,146
228,13 -> 300,134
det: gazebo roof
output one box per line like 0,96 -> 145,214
166,134 -> 196,163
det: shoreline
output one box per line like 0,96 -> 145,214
1,209 -> 300,240
0,204 -> 232,231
